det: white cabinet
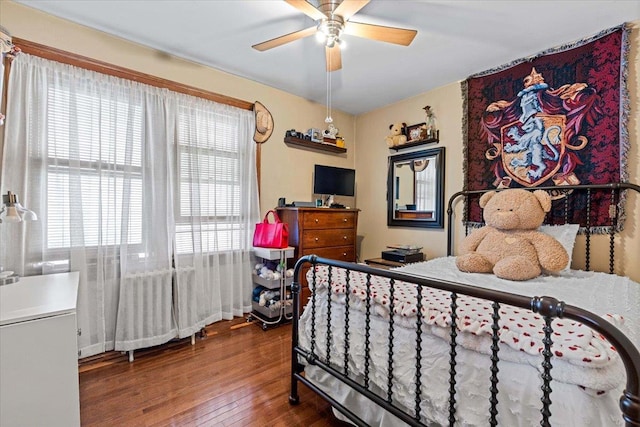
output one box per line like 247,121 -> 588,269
0,272 -> 80,427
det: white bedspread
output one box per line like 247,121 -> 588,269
397,257 -> 639,348
299,257 -> 639,426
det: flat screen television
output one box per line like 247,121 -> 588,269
313,164 -> 356,196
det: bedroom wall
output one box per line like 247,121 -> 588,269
354,81 -> 462,261
0,1 -> 357,215
354,21 -> 640,283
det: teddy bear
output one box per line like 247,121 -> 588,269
455,188 -> 569,281
385,122 -> 407,147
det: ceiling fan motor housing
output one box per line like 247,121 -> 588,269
316,0 -> 344,16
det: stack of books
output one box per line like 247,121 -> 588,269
381,245 -> 424,263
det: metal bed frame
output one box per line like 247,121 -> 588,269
289,183 -> 640,426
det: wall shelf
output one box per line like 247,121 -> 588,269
390,130 -> 439,151
284,136 -> 346,154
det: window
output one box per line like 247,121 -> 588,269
174,105 -> 246,254
44,88 -> 250,255
415,164 -> 436,211
45,86 -> 143,249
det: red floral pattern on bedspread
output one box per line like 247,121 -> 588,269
308,266 -> 623,369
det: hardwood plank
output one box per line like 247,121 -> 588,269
79,318 -> 350,426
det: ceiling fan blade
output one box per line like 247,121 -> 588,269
252,26 -> 317,51
334,0 -> 370,20
326,45 -> 342,72
344,21 -> 417,46
285,0 -> 327,21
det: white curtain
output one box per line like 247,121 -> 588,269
416,161 -> 437,211
113,89 -> 176,351
1,53 -> 259,357
172,94 -> 258,338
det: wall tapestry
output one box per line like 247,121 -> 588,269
461,24 -> 630,232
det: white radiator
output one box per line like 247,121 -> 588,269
173,266 -> 207,338
114,269 -> 177,351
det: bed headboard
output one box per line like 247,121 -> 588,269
446,182 -> 640,273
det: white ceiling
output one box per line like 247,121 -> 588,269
15,0 -> 640,115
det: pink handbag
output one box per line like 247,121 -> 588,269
253,210 -> 289,248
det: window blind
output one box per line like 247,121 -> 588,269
174,106 -> 244,254
45,85 -> 143,248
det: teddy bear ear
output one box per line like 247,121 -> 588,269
532,190 -> 552,212
479,191 -> 496,208
389,124 -> 394,130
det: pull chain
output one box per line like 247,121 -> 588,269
326,51 -> 333,124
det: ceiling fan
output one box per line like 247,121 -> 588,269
252,0 -> 417,72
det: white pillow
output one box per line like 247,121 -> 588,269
538,224 -> 580,271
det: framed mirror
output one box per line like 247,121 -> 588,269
387,147 -> 445,228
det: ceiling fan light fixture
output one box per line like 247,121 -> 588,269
315,30 -> 327,44
317,17 -> 344,48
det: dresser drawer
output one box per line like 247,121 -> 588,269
302,229 -> 355,249
302,245 -> 356,262
301,211 -> 357,229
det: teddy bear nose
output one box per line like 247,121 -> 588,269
493,211 -> 517,224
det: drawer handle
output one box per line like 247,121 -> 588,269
315,218 -> 319,223
343,235 -> 347,240
315,237 -> 319,242
342,252 -> 347,257
343,218 -> 347,222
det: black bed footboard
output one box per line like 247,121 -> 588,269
289,256 -> 640,427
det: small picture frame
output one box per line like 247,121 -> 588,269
405,123 -> 426,142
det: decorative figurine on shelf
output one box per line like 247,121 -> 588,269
422,105 -> 438,139
323,123 -> 339,139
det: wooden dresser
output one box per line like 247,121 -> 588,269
276,207 -> 359,305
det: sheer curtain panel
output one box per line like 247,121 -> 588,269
172,95 -> 259,338
1,53 -> 259,357
113,90 -> 176,351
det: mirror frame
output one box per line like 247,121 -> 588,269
387,147 -> 446,228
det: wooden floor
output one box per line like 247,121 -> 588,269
78,317 -> 351,426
